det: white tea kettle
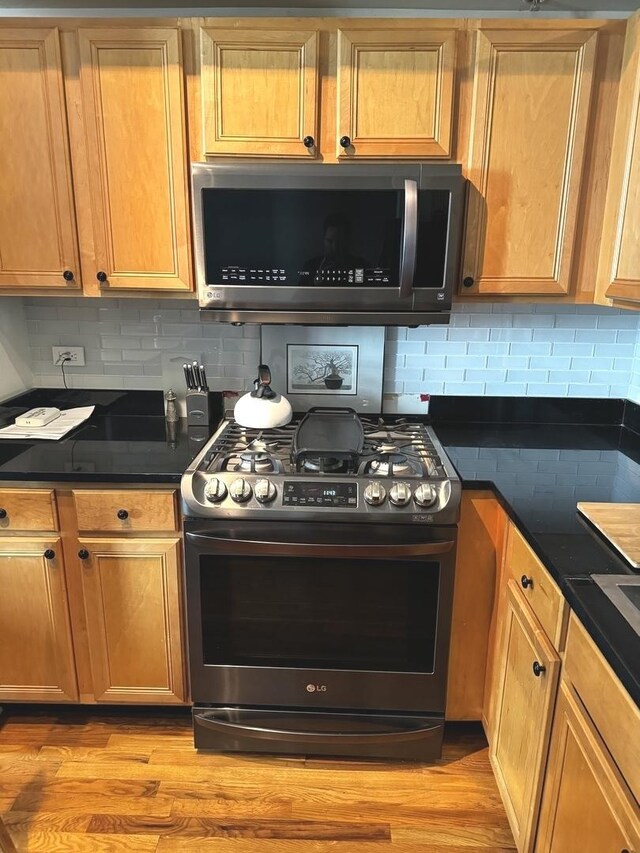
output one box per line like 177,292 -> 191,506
234,364 -> 293,429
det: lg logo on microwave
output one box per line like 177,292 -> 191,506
306,683 -> 327,693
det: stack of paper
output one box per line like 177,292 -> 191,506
0,406 -> 95,441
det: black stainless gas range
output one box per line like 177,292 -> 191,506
181,407 -> 462,761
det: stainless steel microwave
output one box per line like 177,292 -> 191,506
192,163 -> 466,326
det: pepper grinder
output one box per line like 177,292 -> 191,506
165,389 -> 179,423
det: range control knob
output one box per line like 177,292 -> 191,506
414,483 -> 438,508
254,478 -> 277,504
204,478 -> 227,503
389,482 -> 412,507
229,478 -> 252,503
364,482 -> 386,506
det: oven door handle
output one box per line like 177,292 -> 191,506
186,532 -> 454,558
399,178 -> 418,299
193,711 -> 441,745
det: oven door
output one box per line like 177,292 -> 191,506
184,521 -> 456,714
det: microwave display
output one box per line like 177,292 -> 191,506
201,188 -> 449,289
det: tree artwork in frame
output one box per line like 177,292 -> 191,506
286,344 -> 359,396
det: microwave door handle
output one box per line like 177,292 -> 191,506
399,179 -> 418,299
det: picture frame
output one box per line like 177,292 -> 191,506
261,326 -> 385,413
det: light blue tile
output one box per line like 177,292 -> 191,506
568,384 -> 612,397
491,303 -> 534,314
407,327 -> 448,341
549,370 -> 590,384
467,342 -> 510,355
489,329 -> 533,342
509,343 -> 553,356
532,329 -> 575,342
507,370 -> 549,382
445,355 -> 483,369
526,383 -> 569,396
608,386 -> 630,397
465,369 -> 507,382
449,328 -> 491,341
597,314 -> 639,329
589,370 -> 621,384
405,355 -> 446,369
386,368 -> 422,383
395,341 -> 426,354
469,314 -> 513,327
512,314 -> 555,327
594,344 -> 635,358
555,315 -> 599,328
484,383 -> 527,396
487,356 -> 528,369
551,343 -> 594,357
529,356 -> 570,370
613,358 -> 633,371
405,369 -> 464,386
449,313 -> 471,327
443,382 -> 486,395
616,330 -> 638,344
426,342 -> 468,355
574,329 -> 617,343
453,302 -> 493,313
571,356 -> 613,370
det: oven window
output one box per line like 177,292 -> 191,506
199,555 -> 440,673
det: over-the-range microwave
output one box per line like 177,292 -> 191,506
192,163 -> 466,326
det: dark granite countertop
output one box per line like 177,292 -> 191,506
1,388 -> 638,706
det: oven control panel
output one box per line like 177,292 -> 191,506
283,481 -> 358,508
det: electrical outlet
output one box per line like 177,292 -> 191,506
52,346 -> 85,367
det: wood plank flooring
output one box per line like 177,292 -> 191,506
0,707 -> 515,852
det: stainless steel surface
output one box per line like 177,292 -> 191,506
591,574 -> 640,635
399,179 -> 418,299
191,162 -> 465,325
181,414 -> 461,525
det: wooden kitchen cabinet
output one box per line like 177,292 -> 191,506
336,27 -> 457,158
200,26 -> 319,158
462,27 -> 598,296
596,10 -> 640,308
76,27 -> 192,292
0,28 -> 80,290
535,680 -> 640,853
490,580 -> 561,853
77,536 -> 186,704
0,537 -> 78,702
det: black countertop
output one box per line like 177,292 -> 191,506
0,388 -> 638,705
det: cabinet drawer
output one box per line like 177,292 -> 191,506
73,490 -> 178,532
504,523 -> 567,649
564,612 -> 640,804
0,489 -> 58,532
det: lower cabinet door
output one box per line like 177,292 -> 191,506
0,537 -> 78,701
535,680 -> 640,853
79,537 -> 186,703
491,580 -> 561,853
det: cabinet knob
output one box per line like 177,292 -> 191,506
339,135 -> 352,149
78,549 -> 90,560
532,661 -> 546,677
303,135 -> 315,149
463,276 -> 475,288
521,574 -> 533,589
117,508 -> 129,520
96,271 -> 107,282
63,269 -> 74,282
43,549 -> 56,561
0,508 -> 6,519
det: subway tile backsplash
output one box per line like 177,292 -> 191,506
20,297 -> 640,410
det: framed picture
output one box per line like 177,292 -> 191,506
261,326 -> 385,413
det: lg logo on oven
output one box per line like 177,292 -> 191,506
306,683 -> 327,693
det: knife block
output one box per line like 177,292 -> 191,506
186,391 -> 224,429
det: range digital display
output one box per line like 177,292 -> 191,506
283,482 -> 357,507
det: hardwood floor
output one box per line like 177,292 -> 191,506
0,707 -> 515,852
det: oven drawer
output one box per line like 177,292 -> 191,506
73,490 -> 178,532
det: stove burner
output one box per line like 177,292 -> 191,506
302,456 -> 347,473
235,452 -> 276,474
368,454 -> 416,478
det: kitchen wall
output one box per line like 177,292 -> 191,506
19,297 -> 640,411
0,297 -> 32,401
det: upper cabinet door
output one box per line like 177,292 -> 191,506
78,28 -> 192,291
200,28 -> 319,158
337,28 -> 457,158
463,29 -> 597,296
0,28 -> 79,289
596,12 -> 640,306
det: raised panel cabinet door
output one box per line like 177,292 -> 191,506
78,537 -> 186,704
491,581 -> 561,853
200,28 -> 319,157
0,537 -> 78,702
0,28 -> 79,289
596,11 -> 640,306
463,29 -> 597,296
78,28 -> 192,291
337,28 -> 457,158
535,681 -> 639,853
